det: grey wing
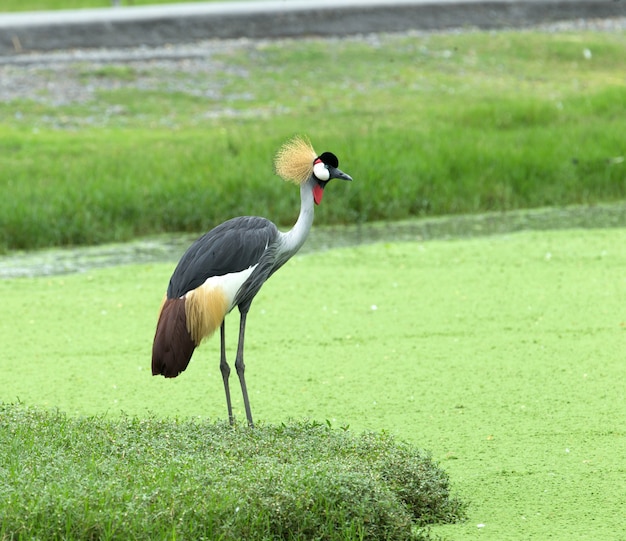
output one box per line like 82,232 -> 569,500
167,216 -> 279,299
233,239 -> 280,313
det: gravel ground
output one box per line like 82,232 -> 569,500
0,17 -> 625,107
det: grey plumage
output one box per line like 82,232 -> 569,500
167,216 -> 279,301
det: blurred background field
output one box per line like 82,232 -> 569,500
1,28 -> 625,252
3,0 -> 221,11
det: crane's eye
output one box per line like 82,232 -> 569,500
313,159 -> 330,181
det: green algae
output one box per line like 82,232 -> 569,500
1,228 -> 625,540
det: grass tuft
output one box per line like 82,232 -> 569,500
0,404 -> 465,540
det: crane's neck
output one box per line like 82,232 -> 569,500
279,179 -> 316,259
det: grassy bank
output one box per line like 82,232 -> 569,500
2,0 -> 217,11
0,406 -> 464,540
1,228 -> 625,539
1,30 -> 625,251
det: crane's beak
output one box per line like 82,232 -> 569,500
330,166 -> 352,182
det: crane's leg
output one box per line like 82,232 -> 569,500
235,310 -> 254,427
219,321 -> 234,425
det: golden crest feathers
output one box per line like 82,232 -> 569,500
274,135 -> 317,185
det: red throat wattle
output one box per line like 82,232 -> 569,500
313,184 -> 324,205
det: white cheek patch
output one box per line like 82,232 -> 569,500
313,161 -> 330,181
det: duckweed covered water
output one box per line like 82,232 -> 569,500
1,202 -> 624,278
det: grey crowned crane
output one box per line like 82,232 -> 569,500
152,136 -> 352,427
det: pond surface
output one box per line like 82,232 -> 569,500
1,203 -> 625,279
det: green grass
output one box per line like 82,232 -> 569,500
0,407 -> 464,540
1,31 -> 625,251
1,0 -> 224,12
1,227 -> 625,539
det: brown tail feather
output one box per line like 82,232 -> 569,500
152,297 -> 196,378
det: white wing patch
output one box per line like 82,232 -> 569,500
196,264 -> 258,313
